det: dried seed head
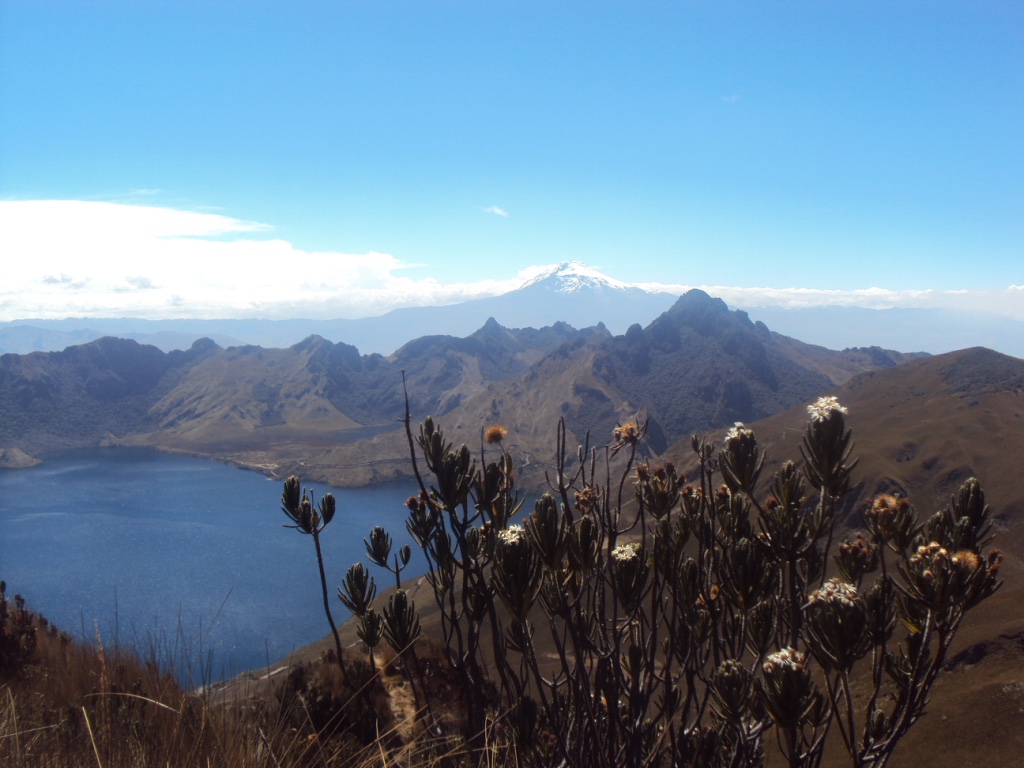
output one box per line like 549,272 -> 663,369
910,541 -> 950,568
575,486 -> 599,514
485,424 -> 509,444
951,550 -> 982,574
988,549 -> 1003,575
613,421 -> 640,445
836,532 -> 879,582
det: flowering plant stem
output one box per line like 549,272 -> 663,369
312,528 -> 353,689
318,393 -> 1003,767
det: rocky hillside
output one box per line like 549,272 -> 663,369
666,346 -> 1024,526
0,321 -> 603,464
0,337 -> 219,454
289,290 -> 922,489
0,290 -> 929,489
0,291 -> 923,488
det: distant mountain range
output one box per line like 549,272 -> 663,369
0,262 -> 675,356
0,289 -> 922,488
3,261 -> 1020,358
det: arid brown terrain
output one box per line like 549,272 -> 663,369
0,290 -> 922,490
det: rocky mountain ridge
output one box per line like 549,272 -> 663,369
0,289 -> 922,490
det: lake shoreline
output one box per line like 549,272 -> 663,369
0,447 -> 427,683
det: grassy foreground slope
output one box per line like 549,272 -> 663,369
664,347 -> 1024,767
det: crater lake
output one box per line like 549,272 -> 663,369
0,447 -> 425,682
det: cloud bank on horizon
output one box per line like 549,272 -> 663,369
1,199 -> 1022,323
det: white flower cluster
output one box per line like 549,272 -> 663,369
807,396 -> 848,422
611,541 -> 641,562
808,578 -> 858,608
725,422 -> 752,441
763,647 -> 806,673
497,524 -> 526,545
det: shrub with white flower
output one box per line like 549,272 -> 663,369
497,524 -> 526,546
611,541 -> 647,616
805,578 -> 869,671
807,395 -> 848,421
759,648 -> 818,731
807,578 -> 859,608
611,541 -> 641,562
492,523 -> 542,623
315,403 -> 1008,768
721,421 -> 763,494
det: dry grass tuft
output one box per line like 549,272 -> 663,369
0,585 -> 513,767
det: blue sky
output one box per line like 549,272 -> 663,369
1,1 -> 1021,320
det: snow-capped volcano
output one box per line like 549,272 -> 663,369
519,261 -> 643,293
1,262 -> 679,356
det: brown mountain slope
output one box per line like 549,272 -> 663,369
664,347 -> 1024,767
0,321 -> 601,465
0,336 -> 219,454
0,292 -> 919,490
665,347 -> 1024,529
310,291 -> 924,490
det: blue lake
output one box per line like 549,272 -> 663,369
0,447 -> 424,682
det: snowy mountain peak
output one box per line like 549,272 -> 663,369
520,261 -> 639,293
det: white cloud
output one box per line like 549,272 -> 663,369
0,200 -> 525,321
482,205 -> 509,217
1,200 -> 1021,324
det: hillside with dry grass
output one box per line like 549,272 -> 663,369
0,320 -> 601,468
662,347 -> 1024,767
